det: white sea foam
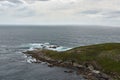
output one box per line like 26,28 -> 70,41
26,56 -> 37,63
20,42 -> 72,52
21,43 -> 72,63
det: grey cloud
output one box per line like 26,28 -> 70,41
0,0 -> 50,4
77,10 -> 120,19
0,0 -> 36,17
36,0 -> 50,1
7,0 -> 23,3
25,0 -> 50,3
102,11 -> 120,18
80,10 -> 100,14
27,0 -> 50,1
0,0 -> 23,8
0,0 -> 23,4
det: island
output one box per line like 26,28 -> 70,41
23,43 -> 120,80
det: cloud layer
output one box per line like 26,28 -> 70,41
0,0 -> 120,26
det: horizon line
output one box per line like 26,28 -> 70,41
0,24 -> 119,27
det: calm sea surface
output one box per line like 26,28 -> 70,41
0,26 -> 120,80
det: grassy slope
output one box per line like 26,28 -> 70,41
42,43 -> 120,77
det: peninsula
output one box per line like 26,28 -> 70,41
23,43 -> 120,80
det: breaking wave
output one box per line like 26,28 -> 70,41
19,42 -> 72,52
19,43 -> 72,63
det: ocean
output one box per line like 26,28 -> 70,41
0,25 -> 120,80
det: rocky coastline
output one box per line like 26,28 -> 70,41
23,49 -> 112,80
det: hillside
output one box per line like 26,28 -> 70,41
24,43 -> 120,80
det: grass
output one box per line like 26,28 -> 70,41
26,43 -> 120,79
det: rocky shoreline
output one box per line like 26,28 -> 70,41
23,49 -> 112,80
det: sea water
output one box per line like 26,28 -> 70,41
0,25 -> 120,80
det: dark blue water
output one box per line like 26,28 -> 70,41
0,26 -> 120,47
0,26 -> 120,80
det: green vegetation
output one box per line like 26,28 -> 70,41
26,43 -> 120,79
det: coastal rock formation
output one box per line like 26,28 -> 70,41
23,43 -> 120,80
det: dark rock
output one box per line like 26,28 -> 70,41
64,70 -> 73,73
48,64 -> 54,67
93,73 -> 111,80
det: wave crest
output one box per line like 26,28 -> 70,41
20,42 -> 71,52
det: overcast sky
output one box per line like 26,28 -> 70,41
0,0 -> 120,26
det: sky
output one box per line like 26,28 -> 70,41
0,0 -> 120,26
